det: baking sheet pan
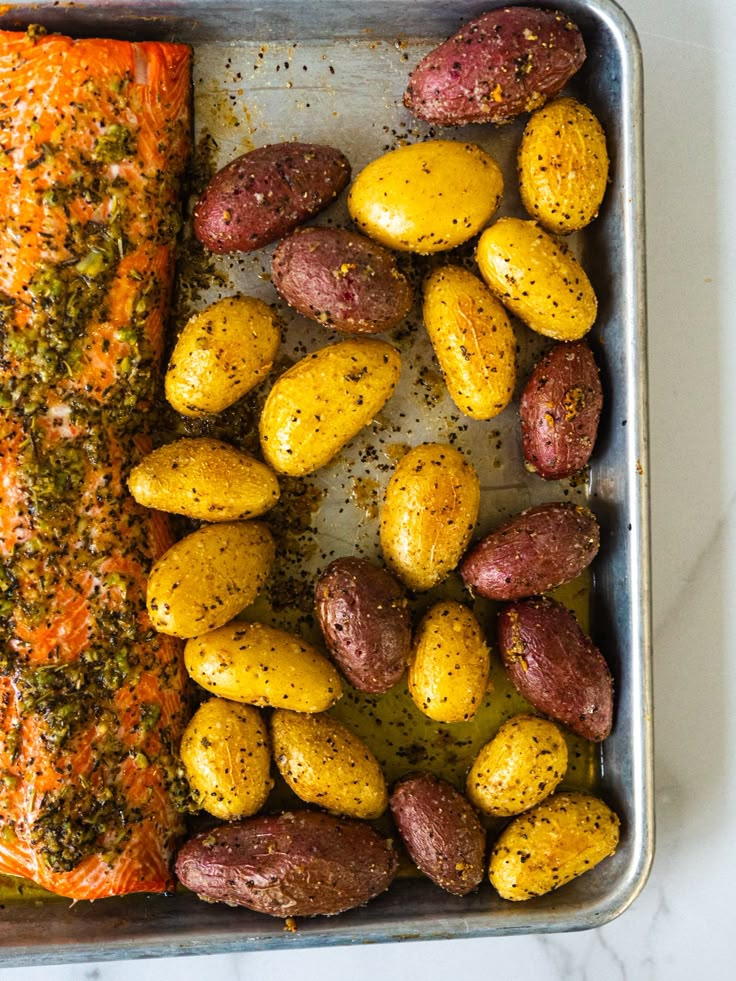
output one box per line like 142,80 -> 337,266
0,0 -> 652,964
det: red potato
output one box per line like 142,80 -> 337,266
390,773 -> 486,896
193,142 -> 351,254
498,596 -> 613,742
459,502 -> 600,601
315,557 -> 411,693
403,7 -> 586,127
272,227 -> 413,334
520,341 -> 604,479
175,810 -> 398,917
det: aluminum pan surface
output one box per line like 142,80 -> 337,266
0,0 -> 652,964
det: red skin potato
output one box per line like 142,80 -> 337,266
193,142 -> 351,254
175,810 -> 398,917
498,596 -> 613,742
390,773 -> 486,896
403,7 -> 586,127
315,556 -> 411,693
272,227 -> 413,334
459,502 -> 600,601
520,341 -> 603,480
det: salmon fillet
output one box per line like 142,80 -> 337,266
0,28 -> 192,899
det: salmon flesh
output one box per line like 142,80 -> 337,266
0,28 -> 192,900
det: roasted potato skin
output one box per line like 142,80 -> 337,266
314,557 -> 411,694
520,341 -> 603,480
476,218 -> 597,341
380,443 -> 480,592
348,140 -> 503,254
390,772 -> 486,896
466,713 -> 568,817
403,7 -> 586,126
270,709 -> 388,819
175,810 -> 399,917
128,437 -> 280,521
184,620 -> 342,712
408,601 -> 490,723
272,227 -> 413,334
147,521 -> 274,639
193,142 -> 351,254
488,791 -> 620,901
180,699 -> 273,821
422,265 -> 516,420
165,296 -> 279,417
259,337 -> 401,477
498,597 -> 614,741
459,502 -> 600,601
518,97 -> 609,234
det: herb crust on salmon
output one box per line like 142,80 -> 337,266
0,28 -> 191,900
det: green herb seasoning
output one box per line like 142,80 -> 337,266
0,33 -> 192,879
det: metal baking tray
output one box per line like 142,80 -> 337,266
0,0 -> 652,965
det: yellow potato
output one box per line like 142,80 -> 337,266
422,265 -> 516,420
466,713 -> 568,817
348,140 -> 503,254
166,295 -> 279,417
184,620 -> 342,712
489,791 -> 621,901
476,218 -> 597,341
270,709 -> 388,819
180,698 -> 273,821
259,338 -> 400,477
518,97 -> 609,234
128,437 -> 280,521
147,521 -> 274,638
379,442 -> 480,591
408,601 -> 490,723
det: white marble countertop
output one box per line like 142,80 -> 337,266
6,0 -> 735,977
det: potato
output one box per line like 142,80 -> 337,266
520,341 -> 603,479
408,600 -> 490,723
518,97 -> 609,234
272,227 -> 413,334
147,521 -> 274,639
175,810 -> 398,917
348,140 -> 503,254
498,597 -> 614,741
380,442 -> 480,592
476,218 -> 597,341
259,337 -> 400,477
403,7 -> 586,126
390,773 -> 486,896
459,502 -> 600,601
193,142 -> 351,254
184,620 -> 342,712
314,557 -> 411,694
128,437 -> 280,521
166,295 -> 279,417
466,713 -> 568,817
422,265 -> 516,420
180,699 -> 273,821
488,791 -> 620,901
270,709 -> 388,820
